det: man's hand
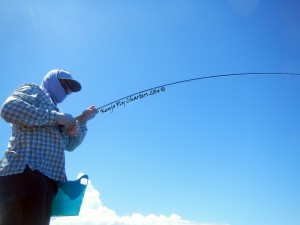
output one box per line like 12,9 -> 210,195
79,105 -> 99,123
66,121 -> 80,137
57,105 -> 99,137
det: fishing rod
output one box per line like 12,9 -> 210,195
75,72 -> 300,121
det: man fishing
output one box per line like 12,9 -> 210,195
0,69 -> 98,225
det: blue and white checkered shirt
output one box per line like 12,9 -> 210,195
0,83 -> 87,182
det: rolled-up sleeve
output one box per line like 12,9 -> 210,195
60,122 -> 88,151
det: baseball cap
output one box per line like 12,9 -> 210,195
57,70 -> 81,92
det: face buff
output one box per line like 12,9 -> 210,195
41,69 -> 68,104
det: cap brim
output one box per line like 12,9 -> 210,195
62,79 -> 81,92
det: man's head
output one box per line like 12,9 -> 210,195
41,69 -> 81,104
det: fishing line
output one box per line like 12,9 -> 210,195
95,72 -> 300,114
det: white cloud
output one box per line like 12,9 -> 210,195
51,179 -> 229,225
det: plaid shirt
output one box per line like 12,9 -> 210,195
0,83 -> 87,182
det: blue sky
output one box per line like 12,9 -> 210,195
1,1 -> 300,225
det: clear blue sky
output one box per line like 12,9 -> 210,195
1,1 -> 300,225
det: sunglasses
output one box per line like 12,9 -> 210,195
60,80 -> 72,95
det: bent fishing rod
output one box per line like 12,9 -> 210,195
74,72 -> 300,121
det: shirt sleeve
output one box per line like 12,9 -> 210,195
60,122 -> 88,151
0,84 -> 57,126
